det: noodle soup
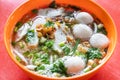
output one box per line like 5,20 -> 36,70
11,1 -> 109,78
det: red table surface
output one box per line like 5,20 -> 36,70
0,0 -> 120,80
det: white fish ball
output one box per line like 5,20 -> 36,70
89,33 -> 109,48
75,12 -> 94,24
73,24 -> 93,40
64,56 -> 86,74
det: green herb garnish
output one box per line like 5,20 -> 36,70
68,5 -> 81,11
87,48 -> 102,59
71,39 -> 80,55
44,21 -> 54,27
40,53 -> 49,64
32,53 -> 50,65
50,60 -> 67,75
97,27 -> 107,35
62,46 -> 70,55
35,65 -> 45,71
49,0 -> 57,8
23,51 -> 30,57
15,22 -> 23,27
45,40 -> 54,48
18,42 -> 24,49
26,29 -> 35,42
31,9 -> 38,14
11,41 -> 16,46
14,22 -> 23,32
16,56 -> 21,62
59,42 -> 65,47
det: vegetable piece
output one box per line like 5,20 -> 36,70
32,53 -> 50,65
68,5 -> 81,11
53,54 -> 58,62
49,0 -> 57,8
14,27 -> 19,32
11,41 -> 16,46
35,65 -> 45,71
97,26 -> 107,35
39,37 -> 47,43
26,29 -> 39,48
50,60 -> 67,75
75,50 -> 87,62
87,48 -> 102,59
40,53 -> 50,64
31,9 -> 38,14
45,40 -> 54,48
71,39 -> 80,55
59,42 -> 65,47
83,66 -> 91,73
26,29 -> 35,42
44,21 -> 54,27
23,51 -> 30,57
41,46 -> 48,52
92,63 -> 98,68
62,46 -> 70,55
16,56 -> 21,62
15,22 -> 23,27
18,41 -> 25,49
27,20 -> 33,26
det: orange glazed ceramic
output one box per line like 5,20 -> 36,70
4,0 -> 117,80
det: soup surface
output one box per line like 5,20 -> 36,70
11,1 -> 109,77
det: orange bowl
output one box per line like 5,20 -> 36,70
4,0 -> 117,80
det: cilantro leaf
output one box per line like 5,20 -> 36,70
87,48 -> 102,59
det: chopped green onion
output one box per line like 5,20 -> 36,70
15,22 -> 23,27
92,63 -> 98,68
23,51 -> 30,57
62,46 -> 70,55
27,21 -> 33,26
16,56 -> 21,62
31,9 -> 38,14
18,42 -> 24,49
40,53 -> 49,64
25,29 -> 35,43
53,55 -> 58,61
14,27 -> 19,32
68,5 -> 81,11
71,39 -> 80,55
59,42 -> 65,47
44,21 -> 54,27
35,65 -> 45,71
49,0 -> 57,8
83,66 -> 91,73
87,48 -> 102,59
50,60 -> 67,75
42,46 -> 48,51
14,22 -> 23,32
11,41 -> 16,46
45,40 -> 54,48
40,37 -> 47,43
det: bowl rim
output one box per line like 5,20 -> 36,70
4,0 -> 117,80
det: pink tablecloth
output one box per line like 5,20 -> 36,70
0,0 -> 120,80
